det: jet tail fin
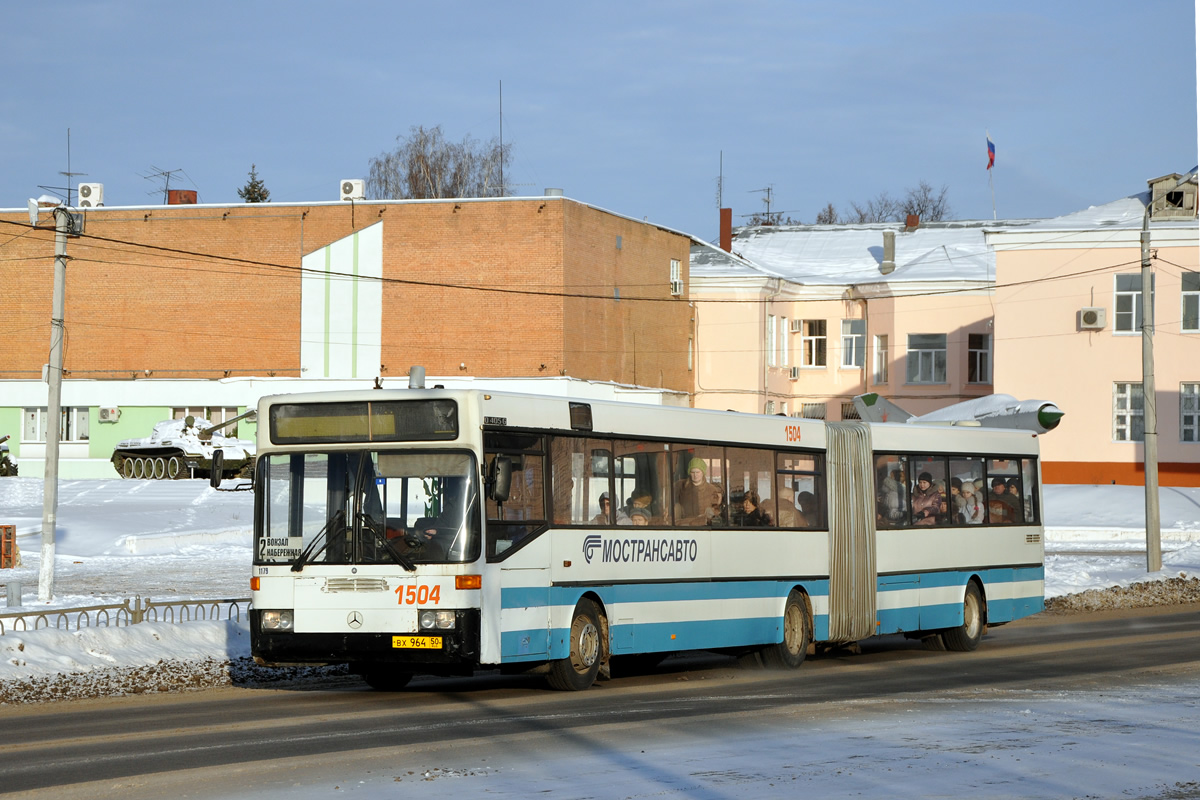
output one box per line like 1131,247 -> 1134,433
853,393 -> 913,424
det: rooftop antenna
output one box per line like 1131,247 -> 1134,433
141,165 -> 184,204
749,185 -> 775,224
715,151 -> 723,208
499,79 -> 503,197
58,129 -> 87,207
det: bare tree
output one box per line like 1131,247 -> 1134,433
814,202 -> 840,225
900,180 -> 952,222
366,125 -> 513,200
848,191 -> 901,223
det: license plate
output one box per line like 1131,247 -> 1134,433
392,635 -> 442,650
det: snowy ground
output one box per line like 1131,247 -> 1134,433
1,478 -> 1198,799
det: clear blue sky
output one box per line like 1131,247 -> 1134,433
2,1 -> 1196,241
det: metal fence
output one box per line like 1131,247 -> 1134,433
0,596 -> 251,636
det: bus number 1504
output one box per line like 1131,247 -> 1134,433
395,584 -> 442,606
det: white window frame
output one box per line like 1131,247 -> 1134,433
767,315 -> 777,367
906,334 -> 947,384
1182,271 -> 1199,333
1182,383 -> 1199,443
800,320 -> 827,367
780,318 -> 789,366
174,406 -> 242,436
22,407 -> 90,443
1113,382 -> 1144,442
967,333 -> 991,384
841,319 -> 865,368
1114,274 -> 1153,334
873,334 -> 889,384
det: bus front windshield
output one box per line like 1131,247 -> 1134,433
256,451 -> 481,566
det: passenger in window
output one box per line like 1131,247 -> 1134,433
591,492 -> 615,525
675,458 -> 724,526
960,481 -> 985,524
949,477 -> 965,523
1007,478 -> 1028,522
774,486 -> 799,527
740,489 -> 772,527
619,490 -> 652,526
988,477 -> 1017,523
629,506 -> 651,526
879,468 -> 906,525
796,491 -> 820,528
911,472 -> 942,526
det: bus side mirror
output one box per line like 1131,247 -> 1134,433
490,456 -> 512,502
210,449 -> 224,489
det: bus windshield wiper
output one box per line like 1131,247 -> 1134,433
290,509 -> 346,573
358,512 -> 417,572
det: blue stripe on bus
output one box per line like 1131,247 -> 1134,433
498,568 -> 1043,662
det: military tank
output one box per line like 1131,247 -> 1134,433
0,434 -> 17,477
111,411 -> 256,480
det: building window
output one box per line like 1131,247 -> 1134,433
800,402 -> 826,420
22,407 -> 90,443
968,333 -> 991,383
780,318 -> 789,365
841,402 -> 860,420
765,400 -> 775,415
1183,272 -> 1199,333
669,258 -> 681,296
906,334 -> 947,384
841,320 -> 865,368
800,320 -> 827,367
1113,382 -> 1144,442
1183,383 -> 1200,442
873,335 -> 889,384
1114,274 -> 1154,333
767,315 -> 777,367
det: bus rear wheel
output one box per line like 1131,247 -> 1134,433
942,582 -> 984,652
547,599 -> 603,691
760,590 -> 811,669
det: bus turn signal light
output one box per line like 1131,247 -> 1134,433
456,575 -> 482,590
251,576 -> 261,591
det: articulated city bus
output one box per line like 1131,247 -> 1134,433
241,378 -> 1044,690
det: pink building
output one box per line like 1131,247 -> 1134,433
988,174 -> 1199,486
690,173 -> 1199,487
690,216 -> 1011,421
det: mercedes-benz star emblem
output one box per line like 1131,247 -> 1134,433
347,611 -> 363,629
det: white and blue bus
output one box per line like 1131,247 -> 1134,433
242,380 -> 1044,690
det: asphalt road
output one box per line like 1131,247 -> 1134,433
2,604 -> 1198,798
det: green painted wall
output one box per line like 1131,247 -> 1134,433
88,407 -> 174,458
0,408 -> 21,456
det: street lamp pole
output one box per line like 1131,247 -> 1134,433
37,206 -> 69,601
1140,206 -> 1161,573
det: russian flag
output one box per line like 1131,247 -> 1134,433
987,135 -> 995,170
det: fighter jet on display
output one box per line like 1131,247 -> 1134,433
852,393 -> 1064,435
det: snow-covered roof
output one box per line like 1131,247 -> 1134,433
693,219 -> 1038,287
1013,192 -> 1199,232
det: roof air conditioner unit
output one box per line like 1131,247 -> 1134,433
789,319 -> 803,333
1079,307 -> 1107,331
78,183 -> 104,207
789,366 -> 801,380
98,407 -> 120,422
670,279 -> 683,296
340,179 -> 365,201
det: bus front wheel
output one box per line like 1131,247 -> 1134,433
761,590 -> 811,669
942,582 -> 984,652
547,599 -> 603,691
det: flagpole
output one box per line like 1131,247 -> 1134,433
990,169 -> 996,220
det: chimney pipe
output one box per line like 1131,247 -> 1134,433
720,208 -> 732,252
881,230 -> 896,275
905,214 -> 919,231
408,366 -> 426,389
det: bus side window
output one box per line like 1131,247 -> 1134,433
549,436 -> 611,525
1021,459 -> 1039,523
777,452 -> 824,529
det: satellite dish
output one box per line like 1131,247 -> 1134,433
27,198 -> 38,227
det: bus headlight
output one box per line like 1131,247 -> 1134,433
261,609 -> 294,631
419,610 -> 456,630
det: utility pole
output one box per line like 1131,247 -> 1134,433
1140,208 -> 1161,572
39,206 -> 70,601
